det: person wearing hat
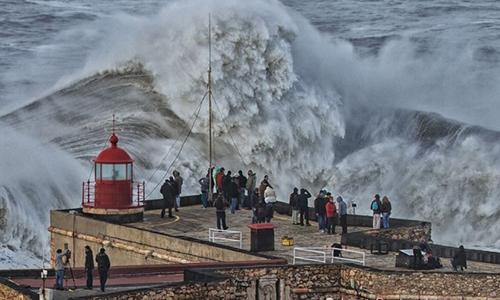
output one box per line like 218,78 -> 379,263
83,246 -> 94,289
95,248 -> 111,292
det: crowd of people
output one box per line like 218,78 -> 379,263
54,246 -> 111,292
159,167 -> 399,236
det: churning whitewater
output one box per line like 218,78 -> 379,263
1,0 -> 500,268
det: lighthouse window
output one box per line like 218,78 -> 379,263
101,164 -> 114,180
96,163 -> 129,180
114,164 -> 126,180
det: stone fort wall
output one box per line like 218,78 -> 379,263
51,264 -> 500,300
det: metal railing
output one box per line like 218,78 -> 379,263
208,228 -> 242,249
293,247 -> 366,266
82,181 -> 146,207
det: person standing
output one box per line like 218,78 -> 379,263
214,194 -> 229,230
223,170 -> 233,202
228,176 -> 240,214
337,196 -> 347,234
169,176 -> 179,212
160,179 -> 174,218
216,167 -> 225,194
237,170 -> 247,208
95,248 -> 111,292
370,194 -> 382,229
256,198 -> 267,223
246,170 -> 256,209
380,196 -> 392,228
84,246 -> 94,290
173,170 -> 183,211
264,185 -> 276,222
289,188 -> 300,225
53,249 -> 68,290
198,172 -> 210,209
451,245 -> 467,272
326,195 -> 337,234
298,188 -> 312,226
314,190 -> 328,232
259,175 -> 270,201
251,187 -> 260,223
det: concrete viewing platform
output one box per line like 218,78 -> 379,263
5,203 -> 500,299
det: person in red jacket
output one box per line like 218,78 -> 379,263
216,167 -> 225,193
326,194 -> 337,234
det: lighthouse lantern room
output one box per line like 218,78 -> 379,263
82,119 -> 145,223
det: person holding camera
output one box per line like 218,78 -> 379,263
84,245 -> 94,289
54,248 -> 69,290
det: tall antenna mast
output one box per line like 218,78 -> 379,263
208,14 -> 213,202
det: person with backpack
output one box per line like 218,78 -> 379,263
326,194 -> 337,234
370,194 -> 382,229
213,194 -> 229,230
289,188 -> 300,225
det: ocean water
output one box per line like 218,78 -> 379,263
1,0 -> 500,269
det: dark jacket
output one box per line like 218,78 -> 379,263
453,247 -> 467,269
298,189 -> 312,209
170,180 -> 179,197
289,192 -> 299,210
223,175 -> 232,191
214,196 -> 228,213
314,196 -> 328,215
251,192 -> 260,209
256,201 -> 266,222
265,202 -> 274,219
95,251 -> 110,274
380,201 -> 392,214
228,181 -> 240,198
160,181 -> 174,208
85,249 -> 94,270
238,175 -> 247,189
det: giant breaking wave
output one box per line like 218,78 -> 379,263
1,0 -> 500,268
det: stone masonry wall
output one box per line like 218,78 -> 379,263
0,280 -> 35,300
65,264 -> 500,300
365,223 -> 432,242
342,267 -> 500,299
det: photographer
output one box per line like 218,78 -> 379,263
54,248 -> 70,290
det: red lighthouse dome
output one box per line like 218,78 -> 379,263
82,133 -> 145,223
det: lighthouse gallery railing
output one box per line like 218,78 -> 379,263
81,181 -> 146,208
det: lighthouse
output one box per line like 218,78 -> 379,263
82,131 -> 145,223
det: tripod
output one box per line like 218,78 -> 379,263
64,261 -> 77,290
